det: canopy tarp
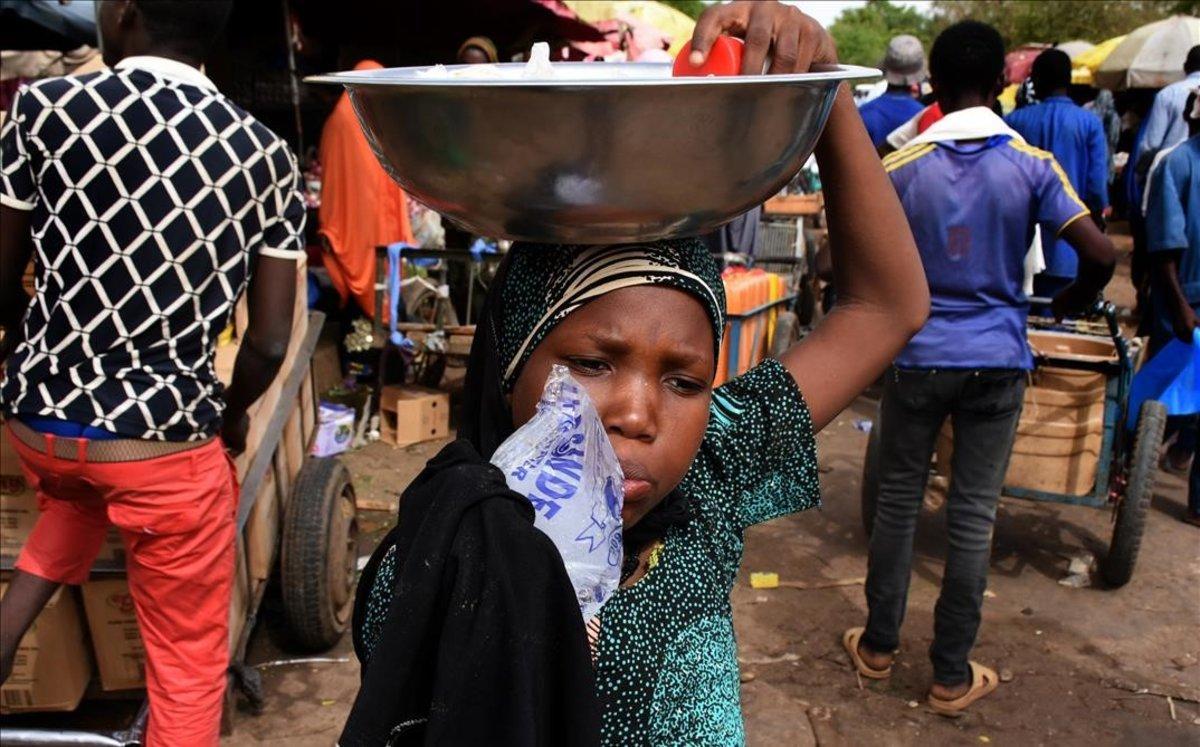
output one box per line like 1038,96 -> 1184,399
1005,44 -> 1050,85
1095,15 -> 1200,90
1056,40 -> 1095,59
563,0 -> 695,55
1071,35 -> 1125,86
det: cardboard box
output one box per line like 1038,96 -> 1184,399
1,424 -> 20,476
0,583 -> 92,713
0,475 -> 124,564
244,467 -> 279,582
81,578 -> 146,691
380,386 -> 450,447
0,479 -> 38,558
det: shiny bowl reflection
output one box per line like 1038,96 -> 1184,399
307,62 -> 878,243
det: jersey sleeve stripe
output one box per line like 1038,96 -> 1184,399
883,144 -> 936,173
1055,209 -> 1091,238
1006,140 -> 1089,212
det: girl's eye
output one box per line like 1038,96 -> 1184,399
566,357 -> 609,375
667,376 -> 706,395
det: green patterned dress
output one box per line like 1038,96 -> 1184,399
594,359 -> 820,745
359,359 -> 819,744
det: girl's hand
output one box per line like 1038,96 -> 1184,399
689,0 -> 838,76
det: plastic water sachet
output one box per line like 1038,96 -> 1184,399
491,364 -> 623,620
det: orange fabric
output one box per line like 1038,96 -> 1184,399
318,60 -> 414,317
12,431 -> 237,747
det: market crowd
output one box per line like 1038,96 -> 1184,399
0,1 -> 1195,745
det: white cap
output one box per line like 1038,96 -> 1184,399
881,35 -> 927,87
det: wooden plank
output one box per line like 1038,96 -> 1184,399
236,312 -> 325,531
282,408 -> 304,504
356,495 -> 401,512
273,445 -> 292,517
244,466 -> 279,582
299,370 -> 315,448
764,194 -> 823,217
395,322 -> 475,335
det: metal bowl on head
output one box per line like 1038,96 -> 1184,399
307,62 -> 878,244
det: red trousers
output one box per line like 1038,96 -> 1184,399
10,428 -> 236,747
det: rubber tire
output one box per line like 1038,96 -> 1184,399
281,457 -> 358,651
861,401 -> 883,539
1101,399 -> 1166,588
771,311 -> 800,359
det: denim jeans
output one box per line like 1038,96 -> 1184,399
863,368 -> 1025,686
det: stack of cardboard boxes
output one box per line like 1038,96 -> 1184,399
0,433 -> 94,713
0,259 -> 316,713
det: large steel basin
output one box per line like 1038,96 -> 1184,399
307,62 -> 877,243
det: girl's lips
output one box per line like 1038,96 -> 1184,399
622,478 -> 652,503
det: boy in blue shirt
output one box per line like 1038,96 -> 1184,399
843,21 -> 1115,714
1007,49 -> 1109,298
1145,90 -> 1200,524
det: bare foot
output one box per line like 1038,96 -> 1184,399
929,680 -> 971,701
857,642 -> 894,672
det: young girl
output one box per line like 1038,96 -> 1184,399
346,2 -> 929,744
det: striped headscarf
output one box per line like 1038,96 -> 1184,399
461,238 -> 726,458
498,240 -> 726,392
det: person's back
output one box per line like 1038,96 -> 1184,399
885,136 -> 1088,368
860,91 -> 925,148
1,61 -> 302,439
1005,49 -> 1107,285
0,3 -> 303,745
846,20 -> 1115,718
1139,45 -> 1200,161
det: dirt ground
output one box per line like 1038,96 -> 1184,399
225,237 -> 1200,746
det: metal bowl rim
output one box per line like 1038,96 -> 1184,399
304,62 -> 881,88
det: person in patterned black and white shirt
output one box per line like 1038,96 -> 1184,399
0,2 -> 304,743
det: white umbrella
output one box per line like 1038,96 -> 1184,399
1094,15 -> 1200,89
1055,40 -> 1095,59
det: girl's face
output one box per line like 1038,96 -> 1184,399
511,286 -> 715,527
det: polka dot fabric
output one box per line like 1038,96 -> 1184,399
594,359 -> 820,745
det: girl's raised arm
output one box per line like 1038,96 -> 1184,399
692,1 -> 930,431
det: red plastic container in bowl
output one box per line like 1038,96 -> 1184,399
673,37 -> 745,77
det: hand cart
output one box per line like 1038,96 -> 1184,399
860,302 -> 1165,588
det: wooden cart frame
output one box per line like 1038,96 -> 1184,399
860,302 -> 1166,589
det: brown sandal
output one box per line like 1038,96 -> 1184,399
927,661 -> 999,715
842,627 -> 892,680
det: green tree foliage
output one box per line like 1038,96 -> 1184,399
829,0 -> 934,68
929,1 -> 1194,47
658,0 -> 710,21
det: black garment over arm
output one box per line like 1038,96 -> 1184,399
341,440 -> 600,747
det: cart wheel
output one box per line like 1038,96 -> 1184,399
1101,399 -> 1166,588
281,457 -> 358,650
860,402 -> 883,538
771,311 -> 801,359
